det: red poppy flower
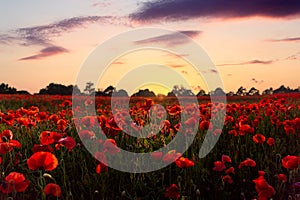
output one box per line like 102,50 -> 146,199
199,120 -> 210,131
213,161 -> 226,172
253,133 -> 266,144
239,124 -> 254,136
151,151 -> 163,160
165,184 -> 180,199
282,155 -> 300,169
103,139 -> 120,155
94,152 -> 108,174
277,174 -> 287,183
266,138 -> 275,146
238,158 -> 256,169
32,144 -> 54,153
225,167 -> 235,174
0,172 -> 29,194
253,172 -> 275,200
56,136 -> 76,152
222,175 -> 233,184
175,157 -> 194,168
222,155 -> 232,163
44,183 -> 61,197
0,139 -> 21,155
162,150 -> 182,163
168,105 -> 181,116
27,152 -> 58,171
40,131 -> 63,145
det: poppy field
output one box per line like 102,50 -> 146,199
0,94 -> 299,200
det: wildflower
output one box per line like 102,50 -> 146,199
44,183 -> 61,197
175,157 -> 194,168
0,172 -> 29,194
213,161 -> 226,172
253,133 -> 266,144
266,138 -> 275,146
165,184 -> 180,199
277,174 -> 287,183
282,155 -> 300,169
238,158 -> 256,169
253,171 -> 275,200
27,152 -> 58,171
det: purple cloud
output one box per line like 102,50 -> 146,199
19,46 -> 68,61
217,59 -> 274,66
133,30 -> 202,47
267,37 -> 300,42
131,0 -> 300,22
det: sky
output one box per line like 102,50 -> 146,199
0,0 -> 300,95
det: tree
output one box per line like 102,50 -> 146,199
132,89 -> 156,97
247,87 -> 259,95
167,85 -> 194,97
236,86 -> 246,96
38,83 -> 81,95
196,89 -> 206,96
103,85 -> 115,96
84,82 -> 95,95
0,83 -> 17,94
262,87 -> 273,95
226,91 -> 235,96
211,87 -> 226,96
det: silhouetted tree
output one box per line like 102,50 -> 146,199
247,87 -> 260,95
0,83 -> 17,94
196,89 -> 206,96
132,89 -> 156,97
273,85 -> 291,94
211,87 -> 226,96
226,91 -> 235,96
236,86 -> 246,96
167,85 -> 194,97
84,82 -> 95,95
38,83 -> 80,95
262,87 -> 273,95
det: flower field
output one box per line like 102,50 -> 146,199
0,94 -> 299,200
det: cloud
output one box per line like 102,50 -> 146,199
217,59 -> 274,66
112,61 -> 124,64
133,30 -> 202,47
92,2 -> 111,7
16,16 -> 116,46
267,37 -> 300,42
0,16 -> 127,48
169,64 -> 185,68
19,46 -> 68,61
285,52 -> 300,60
131,0 -> 300,22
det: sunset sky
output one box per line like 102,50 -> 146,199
1,0 -> 300,95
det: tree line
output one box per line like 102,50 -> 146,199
0,82 -> 299,97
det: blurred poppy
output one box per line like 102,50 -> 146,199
32,144 -> 54,153
175,157 -> 194,168
213,161 -> 226,172
222,175 -> 233,184
277,174 -> 287,183
162,150 -> 182,163
103,139 -> 120,155
40,131 -> 63,145
253,172 -> 275,200
238,158 -> 256,169
44,183 -> 61,197
282,155 -> 300,169
0,172 -> 29,194
27,152 -> 58,171
222,155 -> 232,163
253,133 -> 266,144
266,137 -> 275,146
56,136 -> 76,152
151,151 -> 163,160
225,167 -> 235,174
165,184 -> 180,199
